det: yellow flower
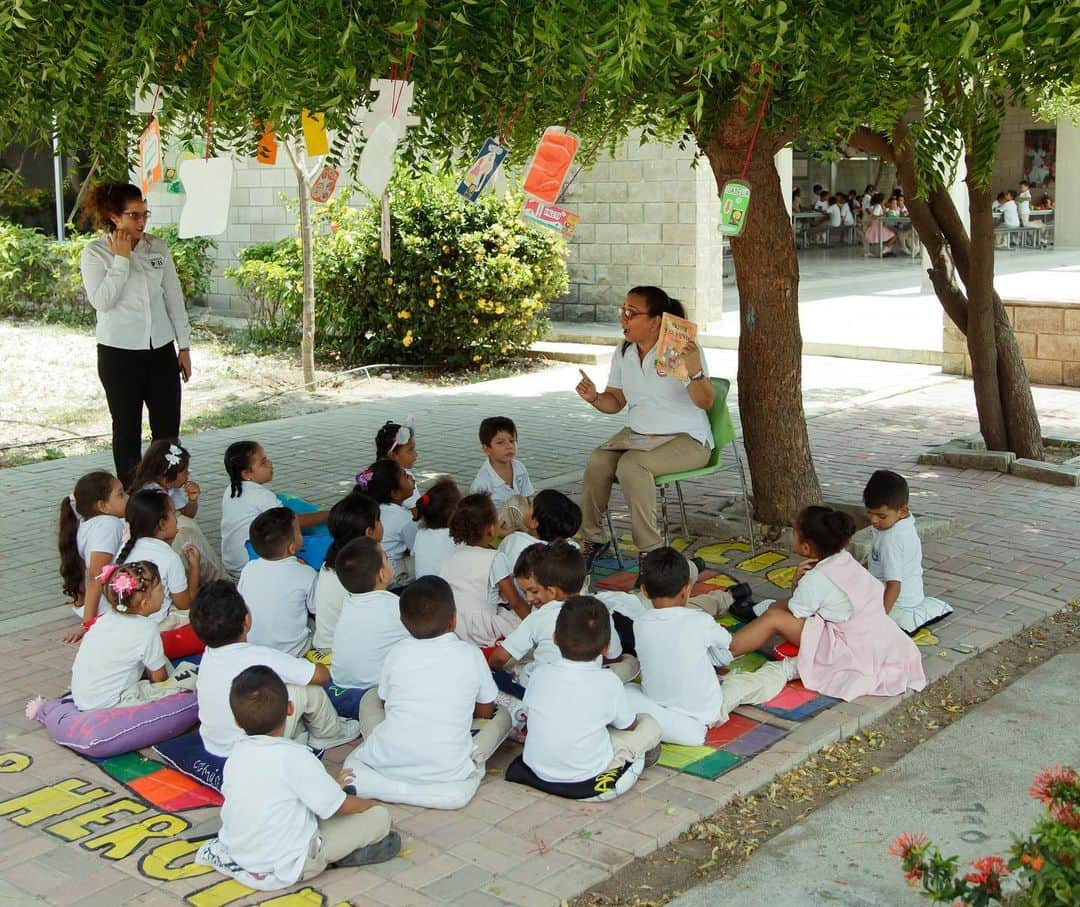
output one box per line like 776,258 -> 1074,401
471,317 -> 479,324
386,277 -> 394,286
428,298 -> 436,308
398,310 -> 411,319
402,331 -> 414,347
442,245 -> 450,253
473,354 -> 482,363
494,305 -> 505,315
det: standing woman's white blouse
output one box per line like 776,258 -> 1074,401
80,233 -> 191,350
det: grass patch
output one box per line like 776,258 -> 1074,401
181,399 -> 279,433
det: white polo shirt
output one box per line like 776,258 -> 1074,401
71,611 -> 167,710
1001,199 -> 1021,228
215,735 -> 345,890
413,527 -> 458,579
501,599 -> 622,686
77,515 -> 126,567
788,553 -> 855,623
348,633 -> 497,783
330,589 -> 409,689
379,502 -> 418,572
238,556 -> 317,657
311,566 -> 346,650
220,482 -> 280,577
523,657 -> 636,783
607,343 -> 712,447
126,536 -> 188,623
196,642 -> 316,757
868,515 -> 925,613
634,606 -> 732,723
491,531 -> 542,587
81,233 -> 191,351
470,458 -> 535,508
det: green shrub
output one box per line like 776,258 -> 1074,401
154,224 -> 217,302
226,172 -> 567,368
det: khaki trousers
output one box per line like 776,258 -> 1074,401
605,713 -> 662,770
581,429 -> 710,551
284,684 -> 348,742
173,515 -> 229,584
299,806 -> 392,879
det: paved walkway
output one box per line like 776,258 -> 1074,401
0,356 -> 1077,906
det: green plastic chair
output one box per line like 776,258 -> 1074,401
605,377 -> 756,564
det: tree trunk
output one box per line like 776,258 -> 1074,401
703,121 -> 822,526
293,160 -> 317,391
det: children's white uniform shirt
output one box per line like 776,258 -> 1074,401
470,458 -> 535,508
787,552 -> 855,622
491,531 -> 540,586
141,481 -> 189,512
311,565 -> 347,650
70,611 -> 167,710
633,606 -> 732,723
330,590 -> 409,689
126,536 -> 188,623
238,556 -> 317,657
220,481 -> 280,576
196,642 -> 316,757
1001,198 -> 1021,228
77,514 -> 125,567
216,735 -> 346,890
501,599 -> 622,687
379,502 -> 418,571
868,514 -> 925,612
413,527 -> 458,578
522,657 -> 636,783
352,633 -> 498,783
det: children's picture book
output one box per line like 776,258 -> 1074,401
655,312 -> 698,380
600,432 -> 680,452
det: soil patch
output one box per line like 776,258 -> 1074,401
573,602 -> 1080,907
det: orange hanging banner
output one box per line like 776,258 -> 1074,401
139,119 -> 163,195
256,122 -> 277,165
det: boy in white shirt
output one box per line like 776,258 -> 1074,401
470,416 -> 534,519
1001,190 -> 1021,228
622,548 -> 787,746
344,576 -> 512,809
505,595 -> 662,801
331,538 -> 409,690
237,508 -> 317,657
189,580 -> 360,759
1016,180 -> 1046,244
863,470 -> 953,635
196,665 -> 399,890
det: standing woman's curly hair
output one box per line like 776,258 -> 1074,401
79,182 -> 143,232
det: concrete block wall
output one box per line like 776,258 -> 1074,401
989,106 -> 1056,198
943,301 -> 1080,386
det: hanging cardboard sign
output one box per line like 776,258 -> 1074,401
139,119 -> 163,196
310,165 -> 339,202
256,123 -> 278,165
522,127 -> 579,203
380,191 -> 392,263
302,110 -> 329,156
457,138 -> 508,202
522,197 -> 580,239
177,157 -> 233,237
717,179 -> 751,237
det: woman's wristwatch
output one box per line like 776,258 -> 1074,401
688,368 -> 706,382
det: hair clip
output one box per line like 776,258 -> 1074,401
418,493 -> 431,507
111,572 -> 139,598
355,468 -> 373,490
389,417 -> 415,452
165,444 -> 183,468
97,564 -> 120,584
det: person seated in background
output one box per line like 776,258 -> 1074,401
992,191 -> 1006,214
791,186 -> 802,212
812,190 -> 829,213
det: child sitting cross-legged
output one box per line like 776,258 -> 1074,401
189,580 -> 360,760
330,538 -> 409,693
238,508 -> 317,657
505,595 -> 662,801
622,547 -> 787,746
356,459 -> 418,587
58,471 -> 128,623
343,576 -> 512,810
195,665 -> 399,891
727,505 -> 927,701
412,478 -> 462,579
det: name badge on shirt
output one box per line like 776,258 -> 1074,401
147,255 -> 165,269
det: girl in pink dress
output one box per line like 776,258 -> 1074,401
729,506 -> 925,701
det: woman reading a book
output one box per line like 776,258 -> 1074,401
575,286 -> 715,573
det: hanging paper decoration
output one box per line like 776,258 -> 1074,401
522,127 -> 579,203
164,146 -> 199,194
302,110 -> 329,156
138,119 -> 163,196
457,138 -> 508,202
717,180 -> 751,237
177,157 -> 234,237
132,83 -> 164,114
380,191 -> 392,263
256,123 -> 278,165
310,165 -> 340,203
522,198 -> 580,239
357,79 -> 420,197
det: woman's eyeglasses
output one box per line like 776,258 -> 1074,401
618,308 -> 648,321
121,211 -> 151,221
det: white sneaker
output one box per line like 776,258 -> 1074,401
782,657 -> 800,681
309,718 -> 361,750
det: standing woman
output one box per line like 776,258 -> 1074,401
575,286 -> 715,571
80,183 -> 192,485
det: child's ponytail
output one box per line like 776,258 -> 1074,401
416,477 -> 462,530
224,441 -> 258,499
358,459 -> 405,505
117,489 -> 172,564
796,505 -> 856,559
58,471 -> 117,599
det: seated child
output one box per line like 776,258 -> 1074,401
356,459 -> 417,587
622,548 -> 787,746
71,562 -> 197,711
331,538 -> 410,691
238,508 -> 317,657
505,596 -> 661,801
130,439 -> 227,583
439,493 -> 530,646
59,471 -> 128,621
189,580 -> 359,758
371,419 -> 421,510
494,489 -> 581,610
312,491 -> 383,651
196,665 -> 398,890
220,441 -> 329,578
412,478 -> 461,578
488,541 -> 638,685
470,416 -> 535,524
344,577 -> 512,809
728,506 -> 927,701
863,470 -> 952,635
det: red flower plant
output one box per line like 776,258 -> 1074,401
964,855 -> 1009,894
889,831 -> 929,859
1050,801 -> 1080,830
1029,765 -> 1078,804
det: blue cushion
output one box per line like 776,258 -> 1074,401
324,683 -> 368,719
152,731 -> 227,792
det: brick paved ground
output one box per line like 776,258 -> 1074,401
0,355 -> 1077,906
